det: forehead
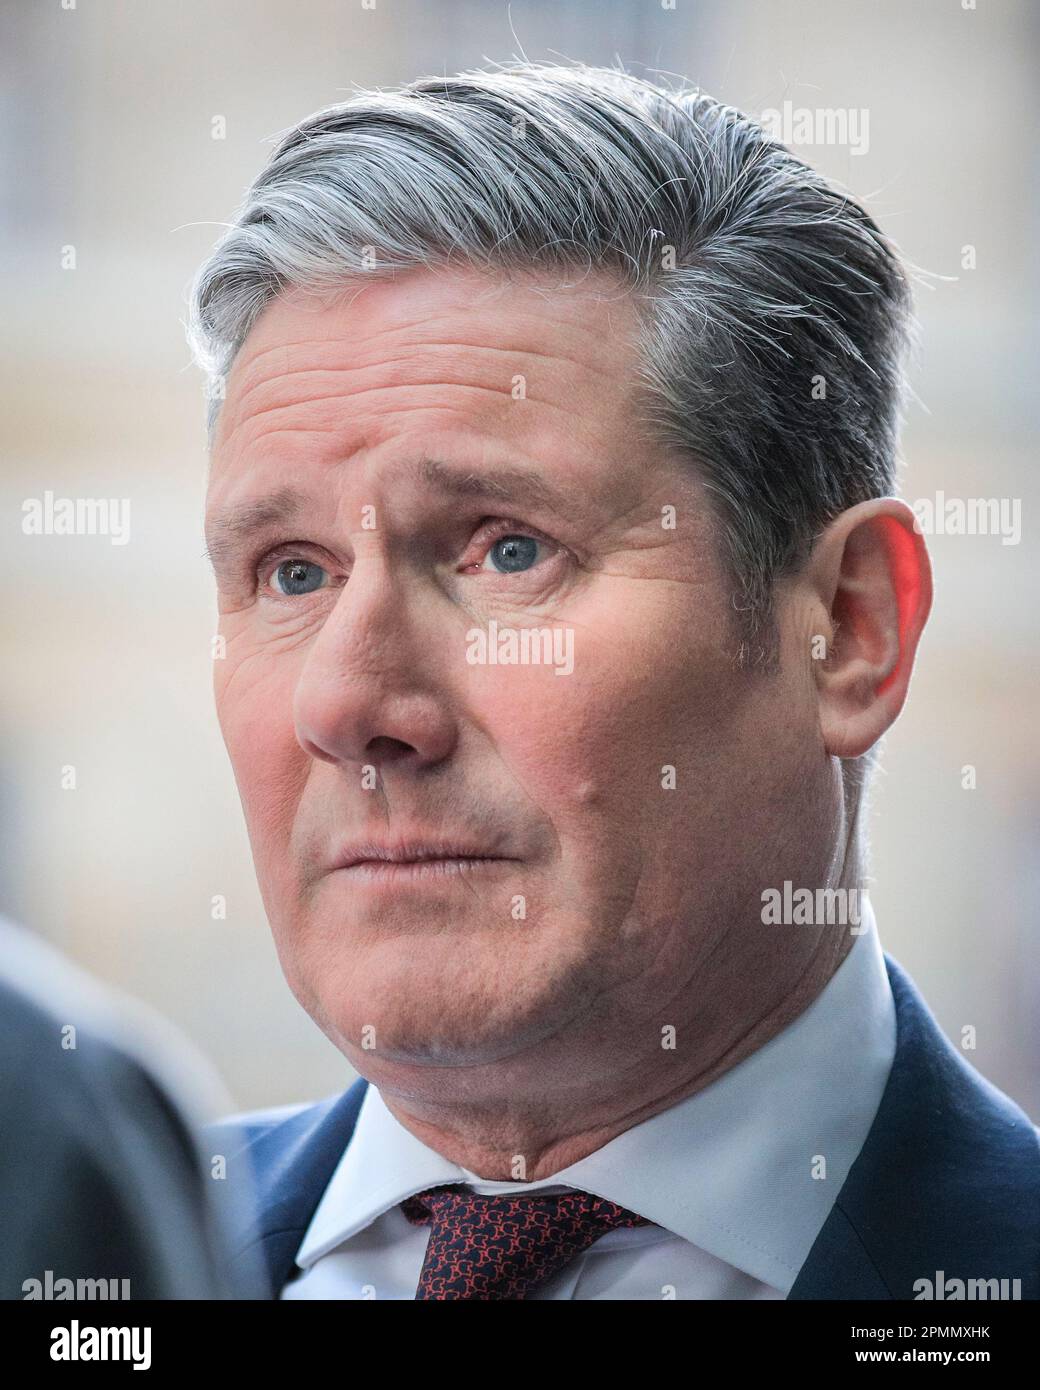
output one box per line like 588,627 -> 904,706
209,264 -> 649,476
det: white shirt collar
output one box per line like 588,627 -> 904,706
295,899 -> 895,1291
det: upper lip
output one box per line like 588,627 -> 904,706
334,841 -> 513,870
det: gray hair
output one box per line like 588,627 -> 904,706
187,60 -> 914,665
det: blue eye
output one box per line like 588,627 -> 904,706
484,535 -> 540,574
271,559 -> 327,596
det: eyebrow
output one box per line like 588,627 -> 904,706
204,487 -> 305,571
204,459 -> 573,572
416,456 -> 569,514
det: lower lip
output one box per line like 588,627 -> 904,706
335,857 -> 514,885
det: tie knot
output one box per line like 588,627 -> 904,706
400,1184 -> 651,1299
402,1183 -> 649,1232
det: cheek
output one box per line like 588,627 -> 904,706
215,643 -> 306,851
467,663 -> 624,806
465,625 -> 718,824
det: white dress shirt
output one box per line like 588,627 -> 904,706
282,900 -> 895,1300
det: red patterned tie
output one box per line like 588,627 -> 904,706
400,1183 -> 651,1299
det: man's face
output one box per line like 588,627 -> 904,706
206,266 -> 831,1080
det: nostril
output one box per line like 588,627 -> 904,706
364,735 -> 417,763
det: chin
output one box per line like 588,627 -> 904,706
309,934 -> 602,1072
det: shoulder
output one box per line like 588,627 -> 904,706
203,1097 -> 337,1161
209,1101 -> 317,1139
848,954 -> 1040,1295
201,1081 -> 366,1183
885,952 -> 1039,1137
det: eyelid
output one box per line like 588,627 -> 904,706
463,518 -> 561,570
255,543 -> 338,594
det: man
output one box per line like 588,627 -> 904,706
189,62 -> 1039,1300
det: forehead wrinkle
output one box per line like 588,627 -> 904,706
226,309 -> 629,430
218,391 -> 503,468
219,358 -> 518,458
220,262 -> 640,414
221,374 -> 563,466
229,337 -> 617,426
234,363 -> 522,427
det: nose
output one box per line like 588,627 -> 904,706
293,559 -> 458,774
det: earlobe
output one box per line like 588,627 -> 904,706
813,500 -> 932,760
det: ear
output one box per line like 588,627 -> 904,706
806,498 -> 933,759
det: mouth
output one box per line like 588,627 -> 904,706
332,842 -> 518,884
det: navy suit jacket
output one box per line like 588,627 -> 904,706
206,955 -> 1040,1299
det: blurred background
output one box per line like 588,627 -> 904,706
2,0 -> 1037,1115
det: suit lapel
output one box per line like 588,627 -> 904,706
230,1075 -> 369,1297
789,953 -> 1040,1299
